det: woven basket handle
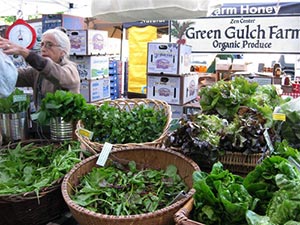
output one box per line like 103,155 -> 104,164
174,198 -> 204,225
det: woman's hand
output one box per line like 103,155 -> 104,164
0,36 -> 30,58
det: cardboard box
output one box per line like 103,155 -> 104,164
170,101 -> 201,119
215,57 -> 232,70
232,59 -> 247,71
42,14 -> 85,33
147,42 -> 192,75
170,104 -> 184,119
27,19 -> 42,51
80,77 -> 110,103
71,55 -> 109,79
67,29 -> 108,55
147,73 -> 198,105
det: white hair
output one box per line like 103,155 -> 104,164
42,28 -> 71,56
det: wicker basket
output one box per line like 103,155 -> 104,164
62,146 -> 200,225
174,198 -> 204,225
76,98 -> 172,154
0,139 -> 78,225
218,151 -> 267,175
172,149 -> 267,176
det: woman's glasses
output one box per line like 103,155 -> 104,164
40,41 -> 61,49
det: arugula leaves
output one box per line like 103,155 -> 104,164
0,141 -> 84,197
71,160 -> 187,216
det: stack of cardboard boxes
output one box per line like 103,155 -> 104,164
68,29 -> 111,103
146,42 -> 199,118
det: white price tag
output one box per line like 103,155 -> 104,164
96,142 -> 113,167
13,94 -> 27,103
263,129 -> 274,154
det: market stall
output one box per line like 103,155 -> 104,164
1,1 -> 300,225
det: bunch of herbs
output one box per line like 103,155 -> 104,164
81,102 -> 167,144
0,88 -> 30,114
37,90 -> 88,125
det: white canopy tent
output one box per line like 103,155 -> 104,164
0,0 -> 92,18
1,0 -> 299,20
90,0 -> 218,22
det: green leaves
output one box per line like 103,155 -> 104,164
71,161 -> 187,216
0,141 -> 84,196
37,90 -> 88,125
199,76 -> 285,127
192,162 -> 254,225
83,103 -> 167,144
0,88 -> 30,113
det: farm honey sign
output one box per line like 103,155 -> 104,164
170,16 -> 300,54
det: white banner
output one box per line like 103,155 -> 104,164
170,16 -> 300,54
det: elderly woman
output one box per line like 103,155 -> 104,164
0,28 -> 80,109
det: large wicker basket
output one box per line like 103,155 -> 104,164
61,146 -> 200,225
76,98 -> 172,154
0,140 -> 70,225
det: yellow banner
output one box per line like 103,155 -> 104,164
128,26 -> 157,93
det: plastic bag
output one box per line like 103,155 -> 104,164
0,50 -> 18,98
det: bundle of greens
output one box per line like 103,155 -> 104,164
246,175 -> 300,225
164,114 -> 227,165
165,107 -> 273,166
199,77 -> 258,120
0,88 -> 30,114
244,140 -> 300,225
192,162 -> 255,225
243,155 -> 300,215
81,102 -> 167,144
199,76 -> 287,127
71,160 -> 187,216
219,106 -> 272,154
37,90 -> 88,125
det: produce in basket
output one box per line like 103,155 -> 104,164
76,98 -> 171,153
71,159 -> 188,216
174,141 -> 300,225
81,101 -> 167,144
0,140 -> 85,196
199,76 -> 287,127
0,140 -> 89,225
62,146 -> 199,225
192,162 -> 255,225
165,106 -> 273,172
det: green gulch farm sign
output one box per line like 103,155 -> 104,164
170,16 -> 300,54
